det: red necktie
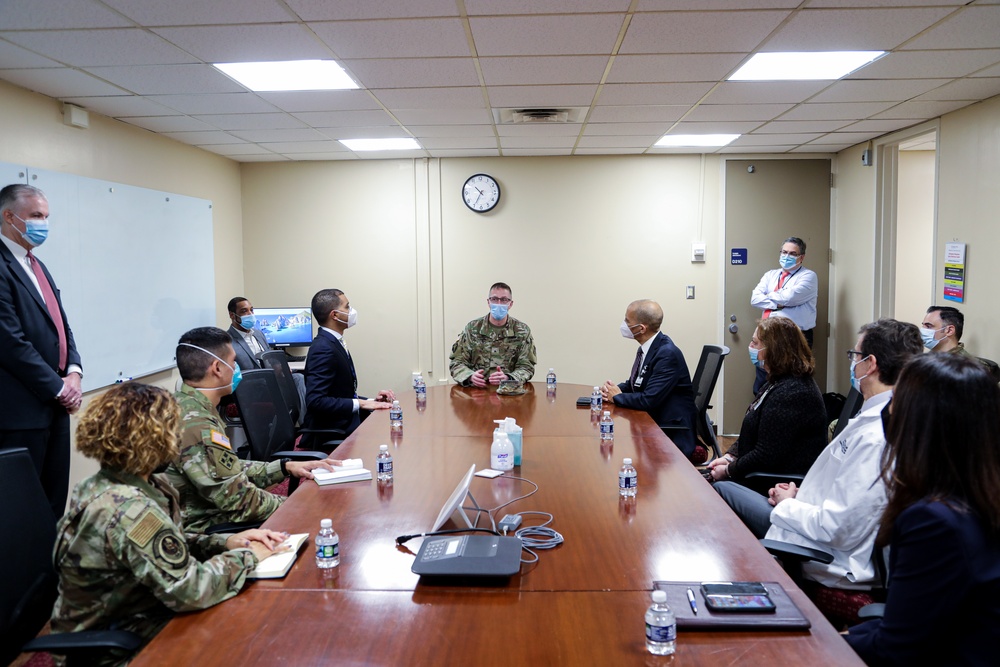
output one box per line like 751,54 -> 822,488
762,271 -> 790,319
28,251 -> 68,372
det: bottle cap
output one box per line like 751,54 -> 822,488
623,458 -> 632,465
603,411 -> 610,417
392,400 -> 400,407
593,386 -> 600,391
549,368 -> 554,372
652,590 -> 667,603
380,444 -> 388,451
321,518 -> 332,528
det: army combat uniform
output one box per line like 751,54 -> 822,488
164,383 -> 286,533
51,469 -> 257,667
449,315 -> 537,385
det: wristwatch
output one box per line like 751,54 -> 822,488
279,458 -> 291,476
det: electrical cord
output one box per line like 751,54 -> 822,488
395,527 -> 499,545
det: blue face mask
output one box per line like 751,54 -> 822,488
239,314 -> 256,330
489,303 -> 509,320
748,345 -> 765,369
177,343 -> 242,393
11,214 -> 49,247
778,253 -> 797,271
920,326 -> 944,350
850,356 -> 870,392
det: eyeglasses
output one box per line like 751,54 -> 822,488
488,297 -> 512,305
846,350 -> 866,362
779,250 -> 801,258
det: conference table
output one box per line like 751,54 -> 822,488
133,383 -> 861,666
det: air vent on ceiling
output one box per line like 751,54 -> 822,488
493,107 -> 587,124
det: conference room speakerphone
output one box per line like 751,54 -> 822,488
411,534 -> 523,578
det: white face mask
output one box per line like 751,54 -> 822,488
620,321 -> 640,339
334,307 -> 358,328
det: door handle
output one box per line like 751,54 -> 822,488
729,324 -> 738,334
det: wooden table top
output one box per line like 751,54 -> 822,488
133,383 -> 861,666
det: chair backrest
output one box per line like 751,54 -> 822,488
0,448 -> 58,665
259,350 -> 302,425
233,369 -> 296,461
690,345 -> 730,457
831,386 -> 864,439
978,357 -> 1000,383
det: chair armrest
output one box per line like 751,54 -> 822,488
857,603 -> 885,620
297,427 -> 347,438
759,538 -> 834,564
270,450 -> 328,461
742,472 -> 805,496
24,629 -> 143,655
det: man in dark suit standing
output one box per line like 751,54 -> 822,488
303,289 -> 394,440
0,184 -> 82,518
601,299 -> 698,457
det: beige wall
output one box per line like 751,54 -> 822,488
935,95 -> 1000,361
240,155 -> 723,399
0,80 -> 245,496
894,150 -> 936,325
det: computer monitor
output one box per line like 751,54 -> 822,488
254,307 -> 313,348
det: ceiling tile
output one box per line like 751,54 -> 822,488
418,137 -> 499,149
685,102 -> 795,122
467,0 -> 631,15
408,125 -> 496,137
805,0 -> 966,7
731,133 -> 821,146
343,58 -> 480,88
392,108 -> 494,125
851,50 -> 1000,79
281,152 -> 357,160
256,90 -> 382,112
0,29 -> 197,66
717,146 -> 796,154
621,11 -> 789,54
373,87 -> 486,109
640,1 -> 801,8
597,82 -> 714,105
607,54 -> 744,83
836,118 -> 918,133
704,81 -> 829,105
779,101 -> 897,120
320,126 -> 412,139
500,136 -> 577,149
574,146 -> 645,154
753,119 -> 853,133
502,148 -> 572,155
915,78 -> 1000,101
470,15 -> 624,56
583,122 -> 671,135
871,99 -> 973,119
121,115 -> 217,133
496,124 -> 582,137
199,143 -> 279,156
670,120 -> 763,133
260,140 -> 352,153
230,128 -> 329,142
971,61 -> 1000,77
162,130 -> 244,144
341,149 -> 428,159
810,78 -> 946,103
151,24 -> 332,63
789,144 -> 842,153
191,113 -> 307,131
312,19 -> 470,59
82,64 -> 245,95
64,95 -> 180,117
808,131 -> 881,144
290,109 -> 398,127
488,84 -> 597,107
102,0 -> 296,25
147,93 -> 281,115
0,68 -> 127,97
228,153 -> 292,162
0,40 -> 63,69
576,135 -> 657,148
902,6 -> 1000,50
286,0 -> 459,20
479,56 -> 610,86
428,149 -> 501,157
764,7 -> 955,51
587,105 -> 688,123
0,0 -> 134,29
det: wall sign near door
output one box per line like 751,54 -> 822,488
943,242 -> 966,303
731,248 -> 748,265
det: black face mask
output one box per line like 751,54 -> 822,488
880,400 -> 892,441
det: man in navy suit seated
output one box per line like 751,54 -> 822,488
601,299 -> 698,457
303,289 -> 395,439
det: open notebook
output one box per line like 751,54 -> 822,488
312,458 -> 372,486
247,533 -> 310,579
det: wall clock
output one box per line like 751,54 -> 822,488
462,173 -> 501,212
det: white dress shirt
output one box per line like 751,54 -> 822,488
750,265 -> 819,331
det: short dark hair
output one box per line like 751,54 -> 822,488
312,289 -> 344,325
926,305 -> 964,340
757,316 -> 814,379
176,327 -> 233,382
858,318 -> 923,386
489,282 -> 512,296
227,296 -> 249,314
783,236 -> 806,255
0,183 -> 45,215
879,353 -> 1000,544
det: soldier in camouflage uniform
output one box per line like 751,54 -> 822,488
51,382 -> 286,667
165,327 -> 335,533
450,282 -> 537,387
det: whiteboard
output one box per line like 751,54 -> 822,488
2,163 -> 215,391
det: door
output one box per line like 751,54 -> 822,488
722,159 -> 831,434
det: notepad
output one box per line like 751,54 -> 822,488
247,533 -> 309,579
313,466 -> 372,486
333,458 -> 364,470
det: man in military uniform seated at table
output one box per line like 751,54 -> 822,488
165,327 -> 336,533
450,281 -> 537,388
50,382 -> 287,666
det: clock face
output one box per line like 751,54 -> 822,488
462,174 -> 501,212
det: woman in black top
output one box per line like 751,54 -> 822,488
707,317 -> 827,483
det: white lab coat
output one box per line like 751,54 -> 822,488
766,390 -> 891,589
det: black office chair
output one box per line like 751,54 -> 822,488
260,350 -> 304,426
664,344 -> 730,462
832,385 -> 864,439
0,448 -> 141,665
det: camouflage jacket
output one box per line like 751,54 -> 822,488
51,469 -> 257,666
164,383 -> 285,533
449,315 -> 537,385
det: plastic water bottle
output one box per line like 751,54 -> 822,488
590,386 -> 602,412
377,444 -> 393,481
600,411 -> 614,441
415,375 -> 427,404
389,400 -> 403,431
645,590 -> 676,655
315,518 -> 340,569
546,368 -> 557,391
619,458 -> 637,497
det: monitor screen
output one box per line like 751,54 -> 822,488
254,307 -> 313,348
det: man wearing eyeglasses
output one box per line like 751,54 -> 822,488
450,282 -> 537,388
750,236 -> 818,393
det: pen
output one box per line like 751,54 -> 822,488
686,588 -> 698,615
